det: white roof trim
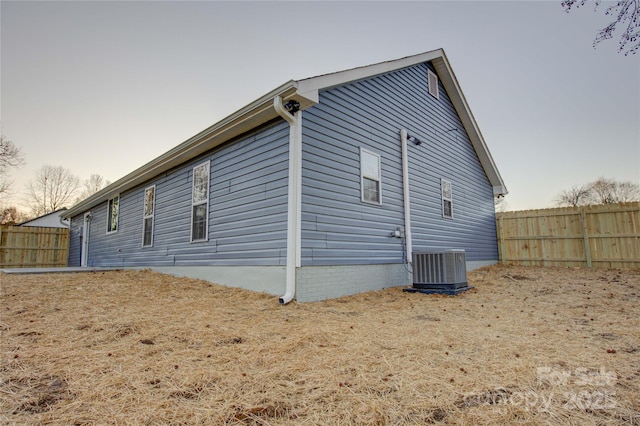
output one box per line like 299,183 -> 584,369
296,49 -> 445,103
431,53 -> 507,196
295,48 -> 506,196
65,81 -> 300,217
65,48 -> 506,218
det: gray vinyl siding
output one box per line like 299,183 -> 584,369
68,61 -> 498,272
68,121 -> 290,267
300,62 -> 497,266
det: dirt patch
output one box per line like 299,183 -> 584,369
1,265 -> 639,424
9,375 -> 71,415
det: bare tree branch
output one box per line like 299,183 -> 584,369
494,196 -> 509,212
76,173 -> 110,204
25,165 -> 80,216
0,135 -> 25,197
562,0 -> 640,55
554,185 -> 591,206
0,206 -> 29,225
555,178 -> 640,206
609,179 -> 640,202
588,177 -> 618,204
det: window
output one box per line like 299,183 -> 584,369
428,69 -> 439,99
142,185 -> 155,247
360,148 -> 382,204
191,161 -> 210,241
107,195 -> 119,233
441,179 -> 453,219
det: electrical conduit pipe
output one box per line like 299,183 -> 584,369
400,129 -> 413,266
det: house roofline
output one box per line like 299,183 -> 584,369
64,81 -> 304,218
64,48 -> 506,219
296,49 -> 446,102
295,48 -> 507,196
430,52 -> 507,196
18,208 -> 69,226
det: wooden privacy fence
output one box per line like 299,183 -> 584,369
496,202 -> 640,269
0,226 -> 69,268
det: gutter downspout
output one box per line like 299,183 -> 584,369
400,129 -> 413,266
81,212 -> 92,267
274,96 -> 302,304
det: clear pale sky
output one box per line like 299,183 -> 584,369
2,1 -> 639,212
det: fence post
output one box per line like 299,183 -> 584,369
495,214 -> 499,260
632,207 -> 639,262
579,207 -> 592,268
496,214 -> 503,263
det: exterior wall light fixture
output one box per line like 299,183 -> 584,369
407,135 -> 423,146
284,100 -> 300,115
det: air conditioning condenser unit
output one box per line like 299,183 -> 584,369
404,249 -> 473,295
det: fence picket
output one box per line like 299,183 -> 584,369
0,226 -> 69,268
496,202 -> 640,269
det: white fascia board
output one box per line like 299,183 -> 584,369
295,49 -> 445,105
64,81 -> 300,218
493,186 -> 508,196
294,48 -> 507,196
64,48 -> 508,219
432,53 -> 508,196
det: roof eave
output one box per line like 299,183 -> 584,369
64,81 -> 304,218
296,49 -> 507,196
296,49 -> 446,99
432,52 -> 508,196
65,49 -> 508,218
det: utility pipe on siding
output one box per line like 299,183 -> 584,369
274,96 -> 302,304
400,129 -> 413,265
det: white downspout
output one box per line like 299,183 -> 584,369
400,129 -> 413,266
274,96 -> 302,304
81,212 -> 92,267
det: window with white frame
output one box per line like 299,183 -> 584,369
441,179 -> 453,219
360,148 -> 382,205
428,69 -> 439,99
191,161 -> 210,242
106,195 -> 119,233
142,185 -> 155,247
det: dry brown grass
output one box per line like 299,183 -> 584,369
1,265 -> 639,425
